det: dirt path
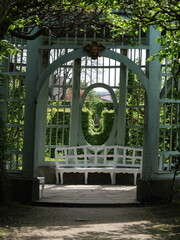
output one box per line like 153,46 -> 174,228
0,202 -> 179,240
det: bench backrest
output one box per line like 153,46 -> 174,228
55,145 -> 143,168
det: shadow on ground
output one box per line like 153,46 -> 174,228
0,201 -> 179,240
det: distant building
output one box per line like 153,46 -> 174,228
96,91 -> 112,102
100,95 -> 112,102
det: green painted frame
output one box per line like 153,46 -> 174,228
36,48 -> 149,101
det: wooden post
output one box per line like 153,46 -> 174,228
142,26 -> 161,179
34,48 -> 50,171
116,49 -> 128,146
23,36 -> 42,178
69,58 -> 81,146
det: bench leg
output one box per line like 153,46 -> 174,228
37,177 -> 45,198
114,173 -> 116,185
134,173 -> 137,185
60,172 -> 64,184
110,172 -> 115,184
84,172 -> 88,184
40,183 -> 45,198
56,171 -> 59,184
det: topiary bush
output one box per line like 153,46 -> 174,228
82,108 -> 114,145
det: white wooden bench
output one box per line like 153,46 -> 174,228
55,145 -> 143,185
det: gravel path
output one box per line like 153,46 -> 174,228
0,203 -> 179,240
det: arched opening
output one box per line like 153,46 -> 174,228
34,47 -> 146,193
81,86 -> 115,146
79,83 -> 118,147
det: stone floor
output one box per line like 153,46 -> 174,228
36,184 -> 139,206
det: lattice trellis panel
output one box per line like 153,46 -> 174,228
3,38 -> 27,171
45,49 -> 73,160
158,58 -> 180,172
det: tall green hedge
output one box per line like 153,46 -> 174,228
46,110 -> 70,156
46,102 -> 115,154
81,108 -> 114,145
84,101 -> 113,119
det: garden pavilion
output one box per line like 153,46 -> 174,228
1,16 -> 180,203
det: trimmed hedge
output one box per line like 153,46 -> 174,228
46,110 -> 70,150
82,108 -> 114,145
46,101 -> 115,155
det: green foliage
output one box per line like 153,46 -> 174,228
5,76 -> 25,169
0,0 -> 103,40
82,107 -> 114,145
0,0 -> 55,37
83,100 -> 114,144
1,0 -> 179,77
0,40 -> 20,60
97,0 -> 180,70
159,82 -> 180,152
125,69 -> 145,146
86,89 -> 101,102
84,100 -> 113,117
0,37 -> 22,199
46,109 -> 70,157
46,101 -> 115,157
1,0 -> 179,65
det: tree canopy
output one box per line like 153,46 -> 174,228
0,0 -> 102,39
0,0 -> 179,70
100,0 -> 180,62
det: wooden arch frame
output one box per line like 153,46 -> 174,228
36,48 -> 149,100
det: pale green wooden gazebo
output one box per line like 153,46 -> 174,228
1,21 -> 179,202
